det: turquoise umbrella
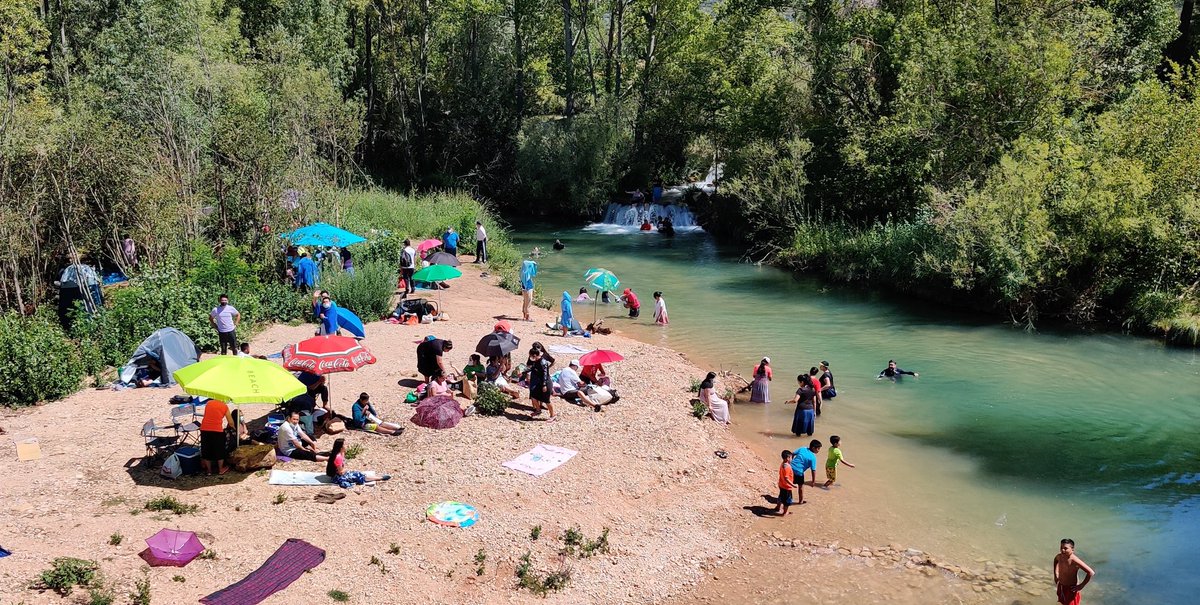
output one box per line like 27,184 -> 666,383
284,222 -> 366,247
584,269 -> 620,324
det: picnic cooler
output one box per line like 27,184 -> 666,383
175,446 -> 202,476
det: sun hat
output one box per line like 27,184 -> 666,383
762,357 -> 770,363
569,359 -> 580,367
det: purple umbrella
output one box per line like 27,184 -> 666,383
410,395 -> 464,429
141,529 -> 205,567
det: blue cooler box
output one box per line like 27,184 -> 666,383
175,446 -> 201,476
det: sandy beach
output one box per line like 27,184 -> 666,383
1,266 -> 1051,604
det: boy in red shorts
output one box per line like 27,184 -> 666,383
1053,538 -> 1095,605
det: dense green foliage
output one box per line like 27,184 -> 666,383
321,260 -> 397,320
0,311 -> 84,406
3,0 -> 1198,344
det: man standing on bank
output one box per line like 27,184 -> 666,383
209,294 -> 241,355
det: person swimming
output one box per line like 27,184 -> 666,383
552,239 -> 566,251
640,220 -> 652,231
878,360 -> 919,379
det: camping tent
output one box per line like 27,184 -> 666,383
119,328 -> 201,385
56,263 -> 104,328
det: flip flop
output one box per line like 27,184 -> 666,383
714,450 -> 728,459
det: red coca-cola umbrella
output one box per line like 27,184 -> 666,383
282,335 -> 377,374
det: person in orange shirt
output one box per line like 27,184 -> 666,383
774,450 -> 796,515
198,399 -> 235,475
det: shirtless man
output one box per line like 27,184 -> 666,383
1053,538 -> 1095,605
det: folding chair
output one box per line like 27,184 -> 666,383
141,419 -> 178,460
170,404 -> 201,448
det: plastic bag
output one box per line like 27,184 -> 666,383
160,454 -> 183,480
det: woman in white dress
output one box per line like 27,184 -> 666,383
653,291 -> 669,325
698,372 -> 729,424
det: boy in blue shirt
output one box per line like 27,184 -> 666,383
790,439 -> 822,505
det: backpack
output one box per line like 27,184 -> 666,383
401,249 -> 414,267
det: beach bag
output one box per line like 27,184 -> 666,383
323,417 -> 346,434
461,379 -> 477,400
160,454 -> 183,480
230,444 -> 276,472
404,391 -> 419,404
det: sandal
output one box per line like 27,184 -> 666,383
714,450 -> 728,459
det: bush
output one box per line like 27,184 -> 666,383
322,260 -> 396,320
0,311 -> 85,407
473,382 -> 509,416
144,495 -> 199,515
37,557 -> 99,595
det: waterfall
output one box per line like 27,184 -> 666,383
600,203 -> 698,227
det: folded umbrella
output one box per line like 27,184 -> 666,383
476,332 -> 521,357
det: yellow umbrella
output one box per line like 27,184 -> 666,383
173,356 -> 306,404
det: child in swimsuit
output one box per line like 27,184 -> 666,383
1053,538 -> 1095,605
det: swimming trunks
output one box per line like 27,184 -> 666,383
1057,585 -> 1081,605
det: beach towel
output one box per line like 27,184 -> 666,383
268,470 -> 333,486
199,538 -> 324,605
502,444 -> 578,477
547,344 -> 590,355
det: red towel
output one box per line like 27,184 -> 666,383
200,539 -> 324,605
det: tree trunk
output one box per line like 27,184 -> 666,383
419,0 -> 431,130
514,0 -> 527,119
563,0 -> 575,117
614,0 -> 625,96
633,3 -> 657,150
1165,0 -> 1195,66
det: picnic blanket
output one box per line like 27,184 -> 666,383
199,539 -> 324,605
268,470 -> 332,486
502,444 -> 577,477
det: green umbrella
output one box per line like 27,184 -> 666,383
412,264 -> 462,313
583,268 -> 620,324
173,356 -> 306,404
412,265 -> 463,282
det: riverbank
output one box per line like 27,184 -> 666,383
0,264 -> 759,604
0,264 -> 1137,604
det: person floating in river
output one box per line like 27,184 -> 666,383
552,239 -> 566,251
878,359 -> 919,380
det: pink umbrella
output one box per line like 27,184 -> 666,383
141,529 -> 205,567
417,239 -> 443,254
579,349 -> 625,366
410,395 -> 464,429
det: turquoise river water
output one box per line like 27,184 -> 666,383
511,223 -> 1200,604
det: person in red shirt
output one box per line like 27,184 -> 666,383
808,367 -> 824,416
774,450 -> 796,515
621,288 -> 641,318
198,399 -> 235,475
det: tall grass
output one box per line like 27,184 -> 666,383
321,260 -> 397,320
339,189 -> 537,303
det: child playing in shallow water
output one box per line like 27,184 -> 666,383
774,450 -> 796,515
1053,538 -> 1095,605
823,435 -> 856,487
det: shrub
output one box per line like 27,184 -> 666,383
0,311 -> 85,407
37,557 -> 99,595
144,496 -> 199,515
88,586 -> 115,605
328,589 -> 350,602
108,532 -> 122,546
691,400 -> 708,419
515,551 -> 571,596
129,574 -> 151,605
344,444 -> 364,460
473,382 -> 509,416
322,260 -> 396,320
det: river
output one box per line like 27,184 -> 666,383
510,222 -> 1200,604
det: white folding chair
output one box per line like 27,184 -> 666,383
170,404 -> 201,448
141,419 -> 178,459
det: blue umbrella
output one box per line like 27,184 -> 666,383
335,307 -> 366,338
284,222 -> 366,247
